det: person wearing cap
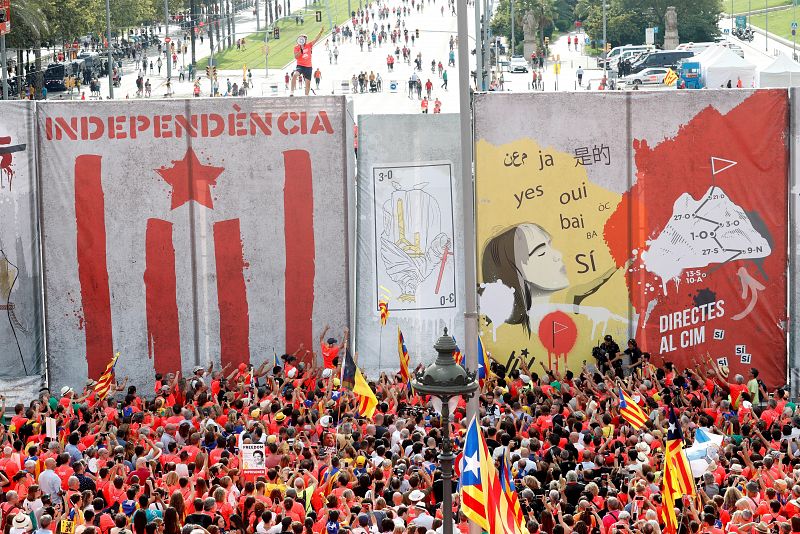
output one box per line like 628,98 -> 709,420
319,325 -> 348,370
189,365 -> 209,391
407,489 -> 432,529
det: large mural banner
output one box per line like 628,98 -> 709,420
475,91 -> 788,386
38,98 -> 352,391
0,102 -> 45,401
355,114 -> 464,375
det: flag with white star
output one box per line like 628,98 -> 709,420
460,416 -> 490,531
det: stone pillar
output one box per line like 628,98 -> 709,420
664,6 -> 679,50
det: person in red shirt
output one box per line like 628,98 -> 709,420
319,325 -> 348,369
290,27 -> 325,96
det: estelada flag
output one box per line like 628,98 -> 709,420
618,389 -> 648,430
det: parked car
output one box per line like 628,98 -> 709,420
509,55 -> 529,73
599,44 -> 654,68
621,67 -> 670,86
629,50 -> 694,73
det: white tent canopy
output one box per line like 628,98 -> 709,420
759,53 -> 800,87
701,47 -> 756,88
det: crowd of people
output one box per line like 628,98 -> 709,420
0,328 -> 794,534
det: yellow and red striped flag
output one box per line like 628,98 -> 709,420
378,301 -> 389,326
94,352 -> 120,400
353,368 -> 378,419
398,327 -> 410,388
667,405 -> 696,497
618,389 -> 648,430
664,68 -> 679,86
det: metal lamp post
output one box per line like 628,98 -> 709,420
766,0 -> 769,51
602,1 -> 607,80
411,329 -> 479,534
105,0 -> 114,98
510,0 -> 514,55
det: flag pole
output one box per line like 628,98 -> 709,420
378,324 -> 384,367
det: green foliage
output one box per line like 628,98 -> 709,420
491,0 -> 570,52
577,0 -> 721,47
197,0 -> 350,70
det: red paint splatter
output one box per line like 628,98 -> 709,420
538,311 -> 577,371
74,155 -> 114,377
144,219 -> 182,373
214,219 -> 251,369
283,150 -> 315,363
603,91 -> 789,386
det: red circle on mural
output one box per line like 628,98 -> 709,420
538,311 -> 578,354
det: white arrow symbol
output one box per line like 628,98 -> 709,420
711,157 -> 737,175
732,266 -> 766,320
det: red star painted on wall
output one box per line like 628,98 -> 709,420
156,148 -> 224,210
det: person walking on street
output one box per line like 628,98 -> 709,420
425,78 -> 432,98
334,45 -> 339,63
441,69 -> 448,90
157,57 -> 162,75
421,96 -> 428,113
576,66 -> 584,87
314,68 -> 322,89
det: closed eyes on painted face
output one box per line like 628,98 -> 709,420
513,223 -> 569,292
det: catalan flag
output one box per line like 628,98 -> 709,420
452,336 -> 463,366
667,405 -> 696,497
499,452 -> 525,533
477,337 -> 487,387
353,368 -> 378,419
618,389 -> 648,430
460,417 -> 490,531
661,455 -> 681,534
378,301 -> 389,326
661,417 -> 683,534
664,68 -> 679,86
94,352 -> 120,401
460,416 -> 519,534
398,327 -> 410,388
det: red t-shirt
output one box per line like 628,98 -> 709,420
295,44 -> 313,67
321,343 -> 339,369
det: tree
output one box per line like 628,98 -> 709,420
7,0 -> 53,98
490,0 -> 565,54
578,0 -> 720,48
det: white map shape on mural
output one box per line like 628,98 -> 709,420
641,186 -> 771,283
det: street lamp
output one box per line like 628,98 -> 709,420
411,328 -> 478,534
602,1 -> 607,80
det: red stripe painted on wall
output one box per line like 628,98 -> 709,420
283,150 -> 315,360
74,155 -> 113,378
144,218 -> 182,374
214,219 -> 250,369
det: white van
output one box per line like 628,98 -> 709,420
676,42 -> 716,54
600,44 -> 655,68
610,48 -> 652,69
